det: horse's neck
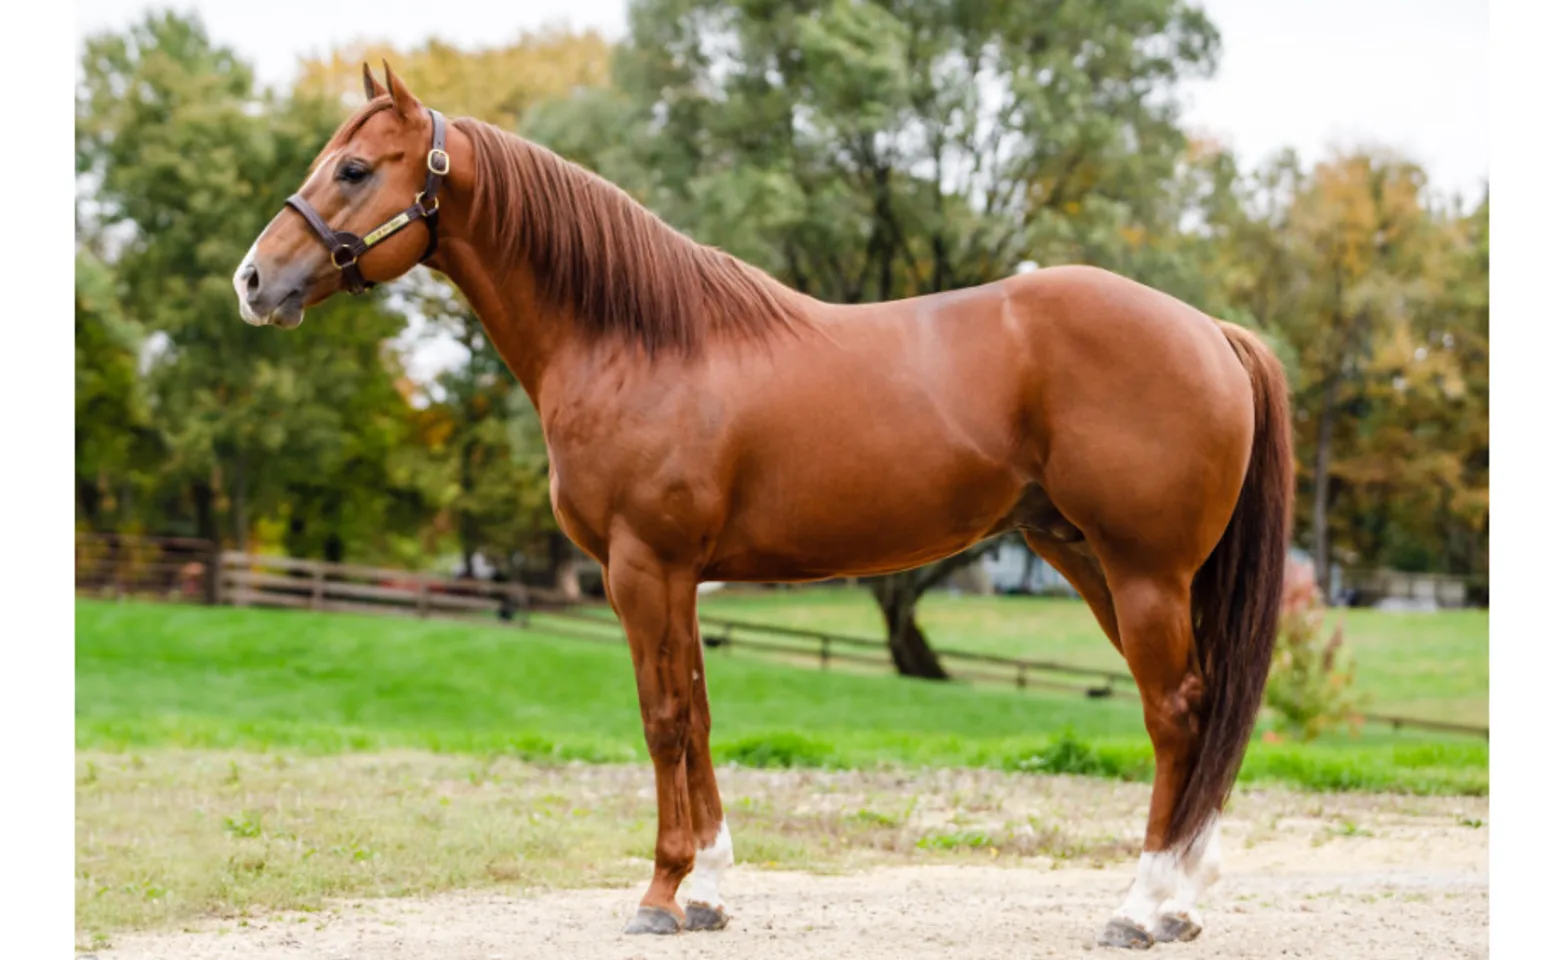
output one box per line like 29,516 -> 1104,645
435,239 -> 575,411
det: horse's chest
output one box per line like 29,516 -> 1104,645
546,456 -> 611,563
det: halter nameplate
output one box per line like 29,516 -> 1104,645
363,211 -> 412,248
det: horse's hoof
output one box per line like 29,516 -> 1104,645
623,905 -> 682,935
1153,911 -> 1202,943
1096,917 -> 1155,950
684,901 -> 729,931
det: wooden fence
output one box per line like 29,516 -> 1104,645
524,608 -> 1487,739
219,551 -> 542,622
75,533 -> 221,603
531,606 -> 1135,699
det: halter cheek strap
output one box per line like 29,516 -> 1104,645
283,108 -> 449,295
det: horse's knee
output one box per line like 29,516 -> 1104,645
642,707 -> 691,766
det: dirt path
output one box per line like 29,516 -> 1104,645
93,775 -> 1488,960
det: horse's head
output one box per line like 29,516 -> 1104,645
234,63 -> 448,329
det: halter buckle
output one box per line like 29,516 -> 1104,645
330,245 -> 358,270
427,148 -> 451,176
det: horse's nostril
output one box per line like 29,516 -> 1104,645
243,264 -> 261,297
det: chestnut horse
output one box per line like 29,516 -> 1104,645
235,66 -> 1293,948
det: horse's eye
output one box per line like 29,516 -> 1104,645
337,162 -> 370,185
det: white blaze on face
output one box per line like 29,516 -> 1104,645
684,820 -> 733,909
234,239 -> 264,325
233,151 -> 340,325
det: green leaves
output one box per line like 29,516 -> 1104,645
76,11 -> 428,554
533,0 -> 1220,306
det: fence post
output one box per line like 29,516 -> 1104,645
230,553 -> 247,608
820,634 -> 831,670
309,562 -> 325,610
416,578 -> 430,618
203,540 -> 222,605
1016,663 -> 1027,690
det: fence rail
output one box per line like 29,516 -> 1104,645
75,537 -> 1488,741
528,608 -> 1487,738
218,551 -> 538,622
75,533 -> 221,603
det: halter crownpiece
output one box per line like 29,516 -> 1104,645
283,107 -> 449,295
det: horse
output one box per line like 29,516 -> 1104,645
234,64 -> 1293,949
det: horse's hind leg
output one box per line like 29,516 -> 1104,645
1096,571 -> 1216,949
1021,532 -> 1119,648
1023,534 -> 1219,944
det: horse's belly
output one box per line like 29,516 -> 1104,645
702,445 -> 1026,582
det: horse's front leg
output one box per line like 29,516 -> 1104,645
681,608 -> 732,931
608,539 -> 723,935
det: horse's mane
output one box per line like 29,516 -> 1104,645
453,117 -> 810,355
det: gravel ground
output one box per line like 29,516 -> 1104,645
91,765 -> 1488,960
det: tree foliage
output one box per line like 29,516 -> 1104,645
1203,148 -> 1490,584
295,29 -> 612,132
77,12 -> 428,555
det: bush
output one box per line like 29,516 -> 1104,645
714,732 -> 838,769
1002,729 -> 1141,779
1264,559 -> 1365,741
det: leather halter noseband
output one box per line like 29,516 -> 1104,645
283,108 -> 449,295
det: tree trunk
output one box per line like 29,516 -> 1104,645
457,435 -> 479,579
231,455 -> 249,553
868,571 -> 951,680
78,476 -> 102,530
882,601 -> 949,679
1312,375 -> 1338,595
192,479 -> 218,544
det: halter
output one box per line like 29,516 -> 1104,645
283,108 -> 450,295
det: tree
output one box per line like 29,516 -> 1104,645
1204,148 -> 1488,587
77,12 -> 426,558
294,29 -> 613,132
74,250 -> 159,530
527,0 -> 1222,676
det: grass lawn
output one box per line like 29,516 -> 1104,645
699,586 -> 1490,728
76,598 -> 1485,796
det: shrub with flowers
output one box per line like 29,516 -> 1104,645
1264,557 -> 1365,741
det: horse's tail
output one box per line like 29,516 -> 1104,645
1167,321 -> 1295,851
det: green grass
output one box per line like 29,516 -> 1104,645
75,597 -> 1486,796
700,586 -> 1490,727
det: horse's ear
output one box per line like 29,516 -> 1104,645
362,62 -> 387,102
382,60 -> 420,118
